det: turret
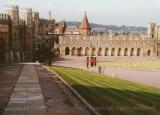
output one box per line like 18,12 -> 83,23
79,12 -> 91,35
148,23 -> 156,38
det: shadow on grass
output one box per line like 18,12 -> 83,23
72,84 -> 160,115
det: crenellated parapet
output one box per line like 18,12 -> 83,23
0,13 -> 11,24
19,19 -> 26,26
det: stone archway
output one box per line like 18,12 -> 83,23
117,48 -> 122,56
124,48 -> 128,56
71,47 -> 76,56
137,48 -> 141,56
98,47 -> 102,56
111,48 -> 115,56
105,47 -> 109,56
147,50 -> 151,56
77,47 -> 83,56
130,48 -> 135,56
65,47 -> 70,55
92,47 -> 96,56
85,47 -> 89,56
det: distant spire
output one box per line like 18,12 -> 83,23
79,12 -> 91,30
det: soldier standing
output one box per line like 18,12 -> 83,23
86,57 -> 90,68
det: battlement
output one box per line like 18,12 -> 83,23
5,5 -> 19,11
33,12 -> 39,17
19,19 -> 25,25
62,34 -> 150,41
25,8 -> 32,13
0,13 -> 11,23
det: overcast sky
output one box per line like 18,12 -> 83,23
0,0 -> 160,26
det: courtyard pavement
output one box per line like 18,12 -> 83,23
3,64 -> 47,115
52,56 -> 160,88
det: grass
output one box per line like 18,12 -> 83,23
49,65 -> 160,115
97,60 -> 160,71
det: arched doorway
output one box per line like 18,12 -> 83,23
77,47 -> 83,56
124,48 -> 128,56
137,48 -> 141,56
117,48 -> 122,56
105,47 -> 109,56
147,50 -> 151,56
130,48 -> 134,56
85,47 -> 89,56
71,47 -> 76,56
98,47 -> 102,56
92,47 -> 96,56
111,48 -> 115,56
65,47 -> 70,55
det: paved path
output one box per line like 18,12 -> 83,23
53,56 -> 160,88
3,64 -> 47,115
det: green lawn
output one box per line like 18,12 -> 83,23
97,60 -> 160,71
49,66 -> 160,115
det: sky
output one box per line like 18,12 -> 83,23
0,0 -> 160,26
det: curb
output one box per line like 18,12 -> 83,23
44,66 -> 101,115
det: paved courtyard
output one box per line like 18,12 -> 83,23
52,56 -> 160,88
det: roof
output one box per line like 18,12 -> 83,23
79,12 -> 91,30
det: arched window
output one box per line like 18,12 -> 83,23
117,48 -> 122,56
137,48 -> 141,56
130,48 -> 134,56
71,47 -> 76,56
124,48 -> 128,56
65,47 -> 70,55
85,47 -> 89,56
111,48 -> 115,56
98,47 -> 102,56
105,47 -> 109,56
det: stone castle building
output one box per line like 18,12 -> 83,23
0,5 -> 160,64
0,5 -> 58,63
55,13 -> 160,57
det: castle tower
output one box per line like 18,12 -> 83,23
5,5 -> 19,26
48,10 -> 52,21
33,12 -> 39,38
79,12 -> 91,35
21,8 -> 34,61
148,23 -> 156,38
5,5 -> 21,62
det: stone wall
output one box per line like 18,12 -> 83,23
56,35 -> 154,57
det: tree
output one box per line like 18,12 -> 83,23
32,43 -> 59,65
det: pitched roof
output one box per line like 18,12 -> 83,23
79,12 -> 91,30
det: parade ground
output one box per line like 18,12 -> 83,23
52,56 -> 160,88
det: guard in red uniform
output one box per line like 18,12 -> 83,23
86,57 -> 89,68
90,57 -> 93,67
